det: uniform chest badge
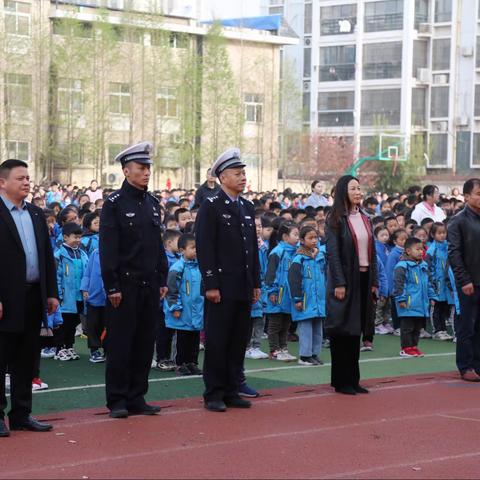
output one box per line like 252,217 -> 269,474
225,200 -> 230,204
245,216 -> 251,219
126,213 -> 136,217
222,214 -> 231,219
153,212 -> 159,217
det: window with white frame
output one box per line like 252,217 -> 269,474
430,86 -> 449,118
304,47 -> 311,78
361,88 -> 401,126
320,4 -> 357,36
157,87 -> 178,118
475,85 -> 480,117
56,143 -> 86,165
58,79 -> 84,114
244,94 -> 264,123
476,37 -> 480,69
4,0 -> 30,36
4,73 -> 31,109
6,140 -> 29,161
414,0 -> 429,28
304,2 -> 312,34
472,134 -> 480,166
429,134 -> 448,166
318,91 -> 354,127
363,42 -> 402,80
413,40 -> 428,73
109,82 -> 131,115
432,39 -> 450,71
319,45 -> 356,81
364,0 -> 403,33
434,0 -> 452,23
412,88 -> 427,126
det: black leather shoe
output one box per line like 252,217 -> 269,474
334,386 -> 357,396
109,408 -> 129,419
0,419 -> 10,437
128,404 -> 161,416
354,385 -> 369,394
9,416 -> 53,432
204,400 -> 227,412
224,396 -> 252,408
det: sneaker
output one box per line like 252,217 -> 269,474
239,383 -> 259,398
75,324 -> 83,337
399,347 -> 416,358
360,341 -> 373,352
156,360 -> 176,371
89,350 -> 105,363
253,348 -> 269,359
199,342 -> 205,351
419,328 -> 432,339
176,364 -> 192,376
187,363 -> 202,375
383,323 -> 395,334
41,347 -> 55,359
54,349 -> 72,361
433,330 -> 453,341
393,328 -> 401,337
375,325 -> 389,335
5,374 -> 10,389
412,347 -> 425,357
269,350 -> 281,360
68,348 -> 80,360
311,355 -> 324,365
281,349 -> 297,361
298,356 -> 316,366
151,359 -> 158,368
245,348 -> 269,360
32,378 -> 48,391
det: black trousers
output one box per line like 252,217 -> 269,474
155,308 -> 174,362
173,330 -> 200,366
400,316 -> 424,348
203,299 -> 252,402
432,301 -> 450,333
0,285 -> 42,422
59,301 -> 83,350
86,304 -> 105,351
104,283 -> 157,411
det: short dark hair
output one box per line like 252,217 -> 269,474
62,222 -> 83,237
405,236 -> 422,250
174,207 -> 190,222
163,229 -> 182,244
463,178 -> 480,196
299,225 -> 317,240
178,233 -> 195,250
420,217 -> 434,226
391,228 -> 408,243
311,180 -> 320,191
0,159 -> 28,179
422,185 -> 438,200
374,225 -> 388,237
269,201 -> 282,211
83,211 -> 100,230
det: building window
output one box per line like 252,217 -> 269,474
244,94 -> 264,123
414,0 -> 429,28
361,88 -> 401,126
5,73 -> 31,109
434,0 -> 452,23
269,6 -> 283,15
432,39 -> 450,71
475,85 -> 480,117
56,143 -> 86,165
107,144 -> 126,166
4,0 -> 30,36
319,45 -> 356,82
6,140 -> 29,161
156,87 -> 178,118
304,2 -> 312,34
431,86 -> 449,118
113,26 -> 143,44
473,134 -> 480,166
303,92 -> 310,123
320,4 -> 357,36
413,40 -> 428,73
412,88 -> 426,126
363,42 -> 402,80
304,47 -> 311,78
109,82 -> 131,115
318,91 -> 354,127
364,0 -> 403,33
58,79 -> 84,114
430,134 -> 448,166
52,19 -> 93,38
476,37 -> 480,69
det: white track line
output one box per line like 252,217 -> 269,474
437,413 -> 480,423
21,352 -> 455,396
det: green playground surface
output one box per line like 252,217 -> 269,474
19,334 -> 458,416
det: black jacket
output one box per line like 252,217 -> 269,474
325,211 -> 378,337
99,180 -> 168,294
0,199 -> 58,333
448,205 -> 480,288
194,181 -> 221,205
195,189 -> 260,301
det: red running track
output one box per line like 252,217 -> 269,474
1,372 -> 480,479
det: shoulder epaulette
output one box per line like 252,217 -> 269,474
207,195 -> 218,203
148,192 -> 160,204
108,191 -> 121,203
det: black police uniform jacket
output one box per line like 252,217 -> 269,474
99,180 -> 168,294
195,189 -> 261,301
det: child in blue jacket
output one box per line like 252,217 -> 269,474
393,237 -> 436,358
265,221 -> 299,361
287,226 -> 325,366
80,211 -> 100,257
80,249 -> 107,363
426,222 -> 454,341
164,234 -> 204,376
373,253 -> 393,335
54,222 -> 88,361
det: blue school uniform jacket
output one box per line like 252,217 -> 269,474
447,267 -> 461,314
392,259 -> 436,318
377,254 -> 388,298
55,244 -> 89,314
287,249 -> 326,321
251,243 -> 268,319
265,241 -> 297,314
80,249 -> 106,307
375,240 -> 389,268
164,257 -> 204,331
46,307 -> 63,329
166,250 -> 181,269
80,232 -> 99,257
386,245 -> 404,296
426,241 -> 449,302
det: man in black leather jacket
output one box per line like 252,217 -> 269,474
448,178 -> 480,382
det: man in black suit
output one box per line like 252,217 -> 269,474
0,159 -> 59,437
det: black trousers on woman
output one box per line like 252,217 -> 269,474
330,271 -> 369,389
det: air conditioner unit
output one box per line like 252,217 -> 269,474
455,115 -> 469,127
462,47 -> 474,57
418,23 -> 432,34
417,68 -> 431,83
304,37 -> 312,46
433,121 -> 448,132
303,81 -> 310,92
106,172 -> 122,185
433,74 -> 449,84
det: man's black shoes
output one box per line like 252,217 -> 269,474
0,419 -> 10,437
128,404 -> 161,416
224,396 -> 252,408
354,385 -> 369,394
9,416 -> 53,432
204,400 -> 227,412
334,386 -> 357,395
109,408 -> 129,419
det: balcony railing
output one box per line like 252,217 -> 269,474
363,62 -> 402,80
364,13 -> 403,32
320,17 -> 357,35
319,64 -> 355,82
318,111 -> 354,127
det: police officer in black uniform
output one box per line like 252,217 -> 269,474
196,148 -> 261,412
99,142 -> 168,419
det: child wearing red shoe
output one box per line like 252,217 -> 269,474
393,237 -> 436,358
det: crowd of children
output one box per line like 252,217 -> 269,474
18,181 -> 462,393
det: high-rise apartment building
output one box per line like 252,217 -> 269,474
261,0 -> 480,181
